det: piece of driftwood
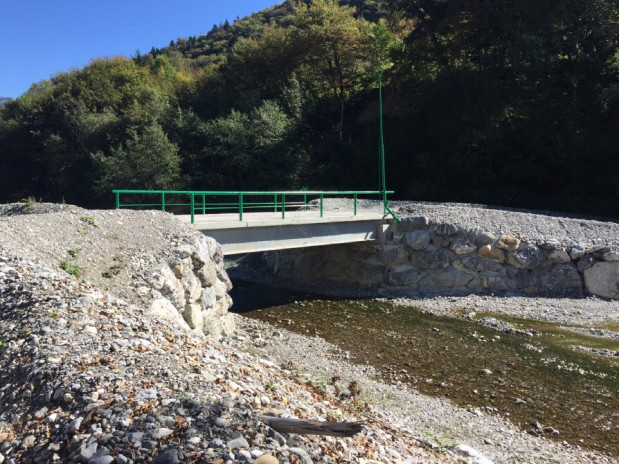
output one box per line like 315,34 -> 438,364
260,416 -> 364,437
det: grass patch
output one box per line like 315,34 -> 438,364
80,216 -> 97,227
20,196 -> 38,208
59,260 -> 83,278
102,265 -> 123,278
67,248 -> 81,258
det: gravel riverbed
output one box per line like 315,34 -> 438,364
0,202 -> 617,464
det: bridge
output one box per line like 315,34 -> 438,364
113,190 -> 399,255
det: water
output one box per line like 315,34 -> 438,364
230,280 -> 619,457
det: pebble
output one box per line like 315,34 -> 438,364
153,449 -> 180,464
228,435 -> 250,450
255,455 -> 279,464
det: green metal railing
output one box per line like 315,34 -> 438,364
113,189 -> 400,224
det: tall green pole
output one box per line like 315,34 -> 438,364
379,74 -> 387,214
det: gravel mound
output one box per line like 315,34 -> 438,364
391,201 -> 619,249
0,204 -> 458,463
1,202 -> 617,464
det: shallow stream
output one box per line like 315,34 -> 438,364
230,280 -> 618,457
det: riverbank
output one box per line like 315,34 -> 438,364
229,308 -> 617,464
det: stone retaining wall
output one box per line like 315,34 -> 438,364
144,234 -> 235,338
264,216 -> 619,300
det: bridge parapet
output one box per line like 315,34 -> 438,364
113,189 -> 400,223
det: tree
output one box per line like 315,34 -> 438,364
199,100 -> 307,190
93,123 -> 181,194
294,0 -> 372,141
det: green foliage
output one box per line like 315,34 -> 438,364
80,216 -> 97,227
93,123 -> 181,194
59,260 -> 83,278
0,0 -> 617,216
201,99 -> 308,189
102,265 -> 123,278
67,248 -> 81,258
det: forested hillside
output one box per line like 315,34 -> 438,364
1,0 -> 617,216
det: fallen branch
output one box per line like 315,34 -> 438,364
260,416 -> 364,437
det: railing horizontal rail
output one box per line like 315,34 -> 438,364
113,189 -> 399,223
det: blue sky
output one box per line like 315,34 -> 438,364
0,0 -> 281,99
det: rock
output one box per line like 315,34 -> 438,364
386,269 -> 423,287
237,449 -> 253,462
431,235 -> 451,248
287,447 -> 313,464
409,249 -> 451,270
540,239 -> 561,251
468,273 -> 513,293
79,442 -> 98,461
547,248 -> 571,264
88,456 -> 114,464
181,272 -> 202,302
404,231 -> 431,251
577,254 -> 597,273
209,438 -> 225,448
228,435 -> 250,449
182,303 -> 203,330
150,298 -> 190,330
20,435 -> 36,449
478,245 -> 506,263
201,286 -> 218,308
506,243 -> 544,270
153,449 -> 180,464
152,428 -> 174,439
473,230 -> 495,246
255,455 -> 279,464
479,369 -> 492,376
454,255 -> 503,273
537,264 -> 583,296
497,235 -> 521,252
450,237 -> 477,255
266,427 -> 287,446
420,269 -> 474,288
135,389 -> 158,400
197,264 -> 219,287
570,245 -> 586,260
603,251 -> 619,262
377,245 -> 409,265
434,223 -> 459,236
449,444 -> 494,464
584,262 -> 619,299
157,265 -> 186,308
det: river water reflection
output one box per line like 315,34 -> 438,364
230,280 -> 618,457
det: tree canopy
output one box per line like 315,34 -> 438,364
1,0 -> 617,216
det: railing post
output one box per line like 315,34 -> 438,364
115,191 -> 120,209
202,194 -> 206,215
190,193 -> 195,224
354,193 -> 357,216
320,193 -> 324,217
304,193 -> 307,211
239,193 -> 244,221
282,193 -> 286,219
274,194 -> 278,212
161,192 -> 166,212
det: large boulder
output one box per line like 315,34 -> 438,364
584,262 -> 619,299
506,243 -> 544,270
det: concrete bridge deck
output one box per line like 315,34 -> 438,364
177,210 -> 391,255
